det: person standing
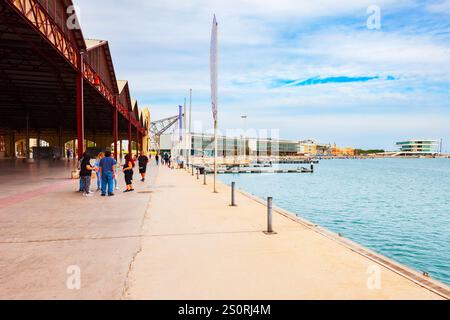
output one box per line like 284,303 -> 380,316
123,154 -> 135,193
94,153 -> 105,192
99,150 -> 117,197
78,152 -> 85,192
155,154 -> 160,166
164,153 -> 170,167
138,151 -> 149,182
114,158 -> 120,191
80,153 -> 95,197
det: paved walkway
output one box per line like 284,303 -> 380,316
125,165 -> 448,300
0,159 -> 153,300
0,160 -> 448,300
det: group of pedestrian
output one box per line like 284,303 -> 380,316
78,150 -> 152,197
78,150 -> 117,197
161,153 -> 171,167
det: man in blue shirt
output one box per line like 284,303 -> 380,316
99,150 -> 117,197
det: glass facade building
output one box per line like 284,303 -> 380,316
396,140 -> 440,155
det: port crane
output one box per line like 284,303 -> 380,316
149,115 -> 181,151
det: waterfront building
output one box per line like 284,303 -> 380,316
396,139 -> 440,156
331,146 -> 356,156
159,133 -> 361,159
160,133 -> 301,158
299,140 -> 318,156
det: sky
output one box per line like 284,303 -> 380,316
73,0 -> 450,151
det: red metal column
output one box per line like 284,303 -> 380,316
76,53 -> 85,159
128,118 -> 132,155
113,98 -> 118,161
136,128 -> 140,154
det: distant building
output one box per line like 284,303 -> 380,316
159,133 -> 361,158
396,140 -> 440,156
331,145 -> 356,156
299,140 -> 317,156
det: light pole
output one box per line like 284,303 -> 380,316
188,89 -> 192,166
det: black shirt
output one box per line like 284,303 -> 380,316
138,156 -> 149,167
80,159 -> 92,177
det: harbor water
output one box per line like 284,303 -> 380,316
219,158 -> 450,286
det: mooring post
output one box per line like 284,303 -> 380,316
267,197 -> 274,234
231,182 -> 237,206
311,164 -> 314,173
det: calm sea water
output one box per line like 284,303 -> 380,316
219,158 -> 450,286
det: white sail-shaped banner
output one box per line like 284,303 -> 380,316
210,15 -> 218,123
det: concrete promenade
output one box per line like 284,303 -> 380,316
125,165 -> 448,300
0,160 -> 448,300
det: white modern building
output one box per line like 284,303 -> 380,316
396,139 -> 440,156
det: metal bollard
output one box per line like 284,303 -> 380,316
311,164 -> 314,173
197,168 -> 200,180
203,169 -> 207,185
266,197 -> 274,234
230,182 -> 237,206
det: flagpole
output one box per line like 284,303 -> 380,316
214,119 -> 218,193
211,15 -> 219,193
183,98 -> 187,160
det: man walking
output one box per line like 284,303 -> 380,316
99,150 -> 117,197
138,151 -> 149,182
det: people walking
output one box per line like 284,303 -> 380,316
99,150 -> 117,197
123,154 -> 135,193
138,151 -> 149,182
94,152 -> 105,191
164,153 -> 170,168
80,153 -> 95,197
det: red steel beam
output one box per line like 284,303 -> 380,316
113,99 -> 118,161
7,0 -> 79,68
83,61 -> 114,105
136,129 -> 140,154
7,0 -> 146,136
128,117 -> 132,156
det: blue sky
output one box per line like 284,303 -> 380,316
74,0 -> 450,151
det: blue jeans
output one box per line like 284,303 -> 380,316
101,172 -> 114,195
96,172 -> 102,189
79,177 -> 84,192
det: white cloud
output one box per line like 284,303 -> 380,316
73,0 -> 450,148
427,0 -> 450,14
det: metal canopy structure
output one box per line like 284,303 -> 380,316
150,115 -> 180,151
0,0 -> 148,159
